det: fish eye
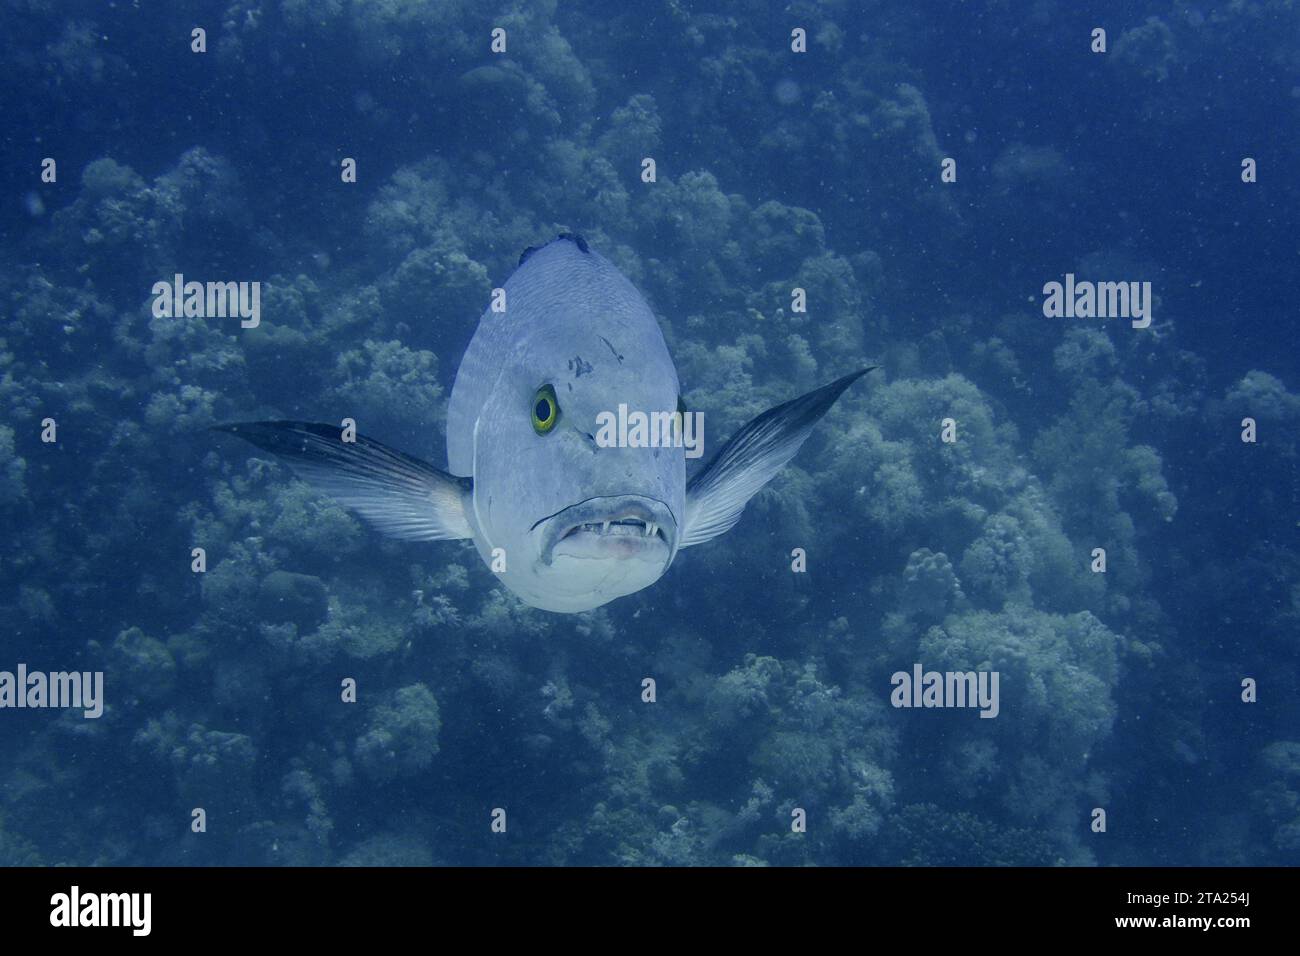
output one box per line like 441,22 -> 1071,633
532,384 -> 560,434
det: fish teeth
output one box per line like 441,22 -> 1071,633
646,521 -> 657,538
602,520 -> 610,534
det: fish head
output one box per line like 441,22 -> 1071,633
463,249 -> 687,612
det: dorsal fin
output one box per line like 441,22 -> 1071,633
518,232 -> 590,267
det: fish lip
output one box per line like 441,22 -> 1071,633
537,495 -> 677,565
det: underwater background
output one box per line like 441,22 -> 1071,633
0,0 -> 1297,866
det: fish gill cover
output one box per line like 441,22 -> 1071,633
0,0 -> 1295,868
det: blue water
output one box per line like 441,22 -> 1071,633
0,0 -> 1296,866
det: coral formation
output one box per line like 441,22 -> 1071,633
0,0 -> 1291,868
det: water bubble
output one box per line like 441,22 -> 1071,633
773,79 -> 801,105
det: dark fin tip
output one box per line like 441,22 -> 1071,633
518,232 -> 590,266
557,231 -> 589,253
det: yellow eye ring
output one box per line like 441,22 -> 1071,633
532,384 -> 560,434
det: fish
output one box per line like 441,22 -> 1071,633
216,234 -> 873,613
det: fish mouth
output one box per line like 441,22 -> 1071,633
537,495 -> 677,565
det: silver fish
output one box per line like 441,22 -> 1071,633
218,234 -> 872,613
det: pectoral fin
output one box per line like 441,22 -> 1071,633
679,368 -> 875,548
214,420 -> 474,541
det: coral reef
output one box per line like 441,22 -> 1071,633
0,0 -> 1292,868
